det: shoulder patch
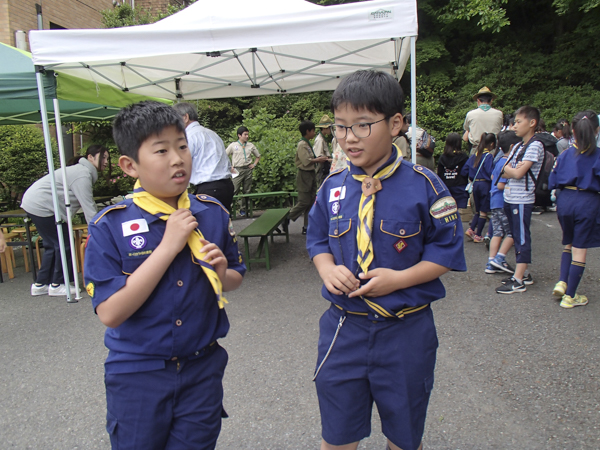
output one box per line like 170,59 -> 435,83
413,165 -> 445,196
93,204 -> 128,225
194,194 -> 230,215
430,196 -> 458,219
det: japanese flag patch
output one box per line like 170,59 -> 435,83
329,186 -> 346,202
122,218 -> 149,237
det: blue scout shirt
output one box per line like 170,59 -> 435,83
307,149 -> 466,317
549,146 -> 600,192
462,152 -> 493,181
84,194 -> 245,375
490,156 -> 508,210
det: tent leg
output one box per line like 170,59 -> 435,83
53,99 -> 81,301
410,36 -> 417,165
35,71 -> 76,303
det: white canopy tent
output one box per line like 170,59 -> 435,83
28,0 -> 419,302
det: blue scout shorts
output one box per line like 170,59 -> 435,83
557,189 -> 600,248
473,180 -> 491,213
105,344 -> 228,450
314,304 -> 438,450
504,203 -> 533,264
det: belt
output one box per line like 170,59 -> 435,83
235,165 -> 251,169
564,186 -> 599,193
334,302 -> 429,319
170,341 -> 217,361
474,178 -> 489,182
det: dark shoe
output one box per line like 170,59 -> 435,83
501,273 -> 533,286
496,278 -> 526,294
302,227 -> 307,235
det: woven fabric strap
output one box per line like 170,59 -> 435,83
351,145 -> 403,275
132,180 -> 227,309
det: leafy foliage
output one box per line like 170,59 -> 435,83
0,126 -> 58,209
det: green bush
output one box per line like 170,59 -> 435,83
0,125 -> 58,209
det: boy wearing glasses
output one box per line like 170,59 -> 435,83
306,71 -> 466,450
289,120 -> 329,234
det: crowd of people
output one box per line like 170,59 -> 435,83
435,90 -> 600,306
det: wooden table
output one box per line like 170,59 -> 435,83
0,209 -> 36,281
232,191 -> 297,218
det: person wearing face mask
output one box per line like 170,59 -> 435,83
21,144 -> 109,297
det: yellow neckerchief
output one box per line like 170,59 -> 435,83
132,180 -> 227,309
352,145 -> 403,275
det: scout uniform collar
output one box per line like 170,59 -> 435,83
132,180 -> 227,309
478,104 -> 492,112
301,137 -> 316,158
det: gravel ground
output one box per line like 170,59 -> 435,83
1,211 -> 599,449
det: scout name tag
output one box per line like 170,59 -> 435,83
122,218 -> 149,237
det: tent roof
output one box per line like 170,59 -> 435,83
30,0 -> 417,100
0,43 -> 169,125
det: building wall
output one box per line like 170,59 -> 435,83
0,0 -> 117,48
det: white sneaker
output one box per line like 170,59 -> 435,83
31,284 -> 49,296
48,284 -> 79,297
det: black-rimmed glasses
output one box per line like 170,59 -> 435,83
331,118 -> 387,139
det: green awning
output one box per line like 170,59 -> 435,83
0,42 -> 170,125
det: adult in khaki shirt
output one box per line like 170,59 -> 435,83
226,126 -> 261,216
289,120 -> 328,234
463,86 -> 503,153
314,114 -> 334,187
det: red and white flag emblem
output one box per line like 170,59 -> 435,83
122,218 -> 149,237
329,186 -> 346,202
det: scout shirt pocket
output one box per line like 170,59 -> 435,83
328,218 -> 354,267
377,220 -> 423,270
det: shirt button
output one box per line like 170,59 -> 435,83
399,229 -> 405,235
177,280 -> 183,287
195,351 -> 200,355
334,229 -> 338,235
374,314 -> 379,319
176,319 -> 182,326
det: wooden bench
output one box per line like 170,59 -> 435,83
237,208 -> 290,270
232,191 -> 297,218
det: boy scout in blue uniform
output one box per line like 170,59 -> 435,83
306,71 -> 466,450
84,101 -> 245,449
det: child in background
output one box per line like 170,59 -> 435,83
549,110 -> 600,308
485,147 -> 515,275
495,106 -> 544,294
437,132 -> 469,208
462,132 -> 495,243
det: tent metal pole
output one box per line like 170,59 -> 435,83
35,70 -> 75,303
53,99 -> 82,301
410,36 -> 417,164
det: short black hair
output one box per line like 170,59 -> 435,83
299,120 -> 315,137
477,94 -> 493,104
331,70 -> 404,118
113,101 -> 185,162
514,105 -> 540,129
172,102 -> 199,122
237,126 -> 249,137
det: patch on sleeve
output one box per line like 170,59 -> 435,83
86,282 -> 95,298
228,218 -> 236,237
430,196 -> 458,219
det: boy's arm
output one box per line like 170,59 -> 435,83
313,253 -> 359,295
95,209 -> 198,328
348,262 -> 450,299
198,238 -> 243,292
502,160 -> 533,179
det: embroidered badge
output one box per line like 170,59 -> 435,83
394,238 -> 407,253
331,201 -> 340,215
86,282 -> 95,298
129,235 -> 147,250
329,186 -> 346,202
513,208 -> 519,215
228,218 -> 236,237
122,218 -> 149,237
430,196 -> 458,219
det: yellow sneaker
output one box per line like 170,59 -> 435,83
560,294 -> 588,309
552,281 -> 567,297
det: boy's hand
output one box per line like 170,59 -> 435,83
200,238 -> 228,282
161,209 -> 198,254
348,269 -> 401,298
322,265 -> 360,295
